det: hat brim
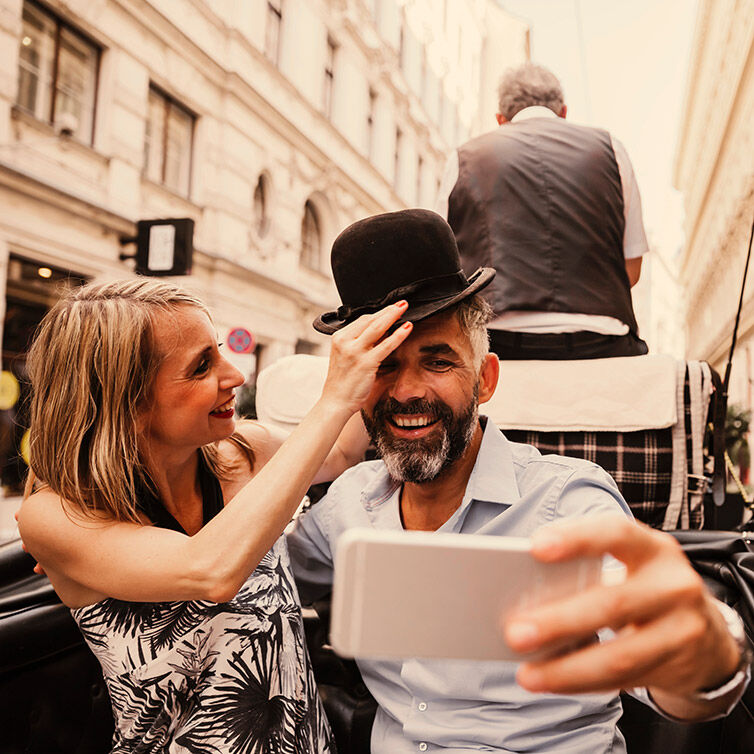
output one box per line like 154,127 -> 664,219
313,267 -> 495,335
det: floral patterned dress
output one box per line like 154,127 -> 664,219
71,457 -> 334,754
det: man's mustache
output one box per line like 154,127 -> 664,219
372,397 -> 453,424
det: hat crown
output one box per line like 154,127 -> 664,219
331,209 -> 464,308
313,209 -> 495,334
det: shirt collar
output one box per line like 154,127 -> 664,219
510,105 -> 559,123
462,416 -> 519,506
437,418 -> 520,533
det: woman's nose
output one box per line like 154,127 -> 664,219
220,356 -> 245,388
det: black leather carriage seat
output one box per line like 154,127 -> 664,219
1,535 -> 752,754
0,539 -> 113,753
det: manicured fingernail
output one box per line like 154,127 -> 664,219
401,322 -> 412,329
394,300 -> 408,308
507,621 -> 539,648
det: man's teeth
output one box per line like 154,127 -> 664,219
393,415 -> 433,428
212,398 -> 234,414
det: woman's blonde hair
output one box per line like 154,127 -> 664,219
26,278 -> 253,523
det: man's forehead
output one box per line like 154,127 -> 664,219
399,309 -> 471,352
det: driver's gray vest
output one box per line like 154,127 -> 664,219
448,116 -> 639,335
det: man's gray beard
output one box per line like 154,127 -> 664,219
363,389 -> 479,484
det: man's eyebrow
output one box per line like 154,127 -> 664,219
419,343 -> 459,357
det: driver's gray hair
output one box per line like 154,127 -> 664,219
497,63 -> 565,121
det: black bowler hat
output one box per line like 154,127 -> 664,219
313,209 -> 495,334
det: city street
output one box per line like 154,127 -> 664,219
0,1 -> 753,752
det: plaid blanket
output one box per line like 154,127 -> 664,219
503,369 -> 709,530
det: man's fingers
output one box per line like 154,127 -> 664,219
530,514 -> 673,571
506,563 -> 706,653
516,608 -> 705,695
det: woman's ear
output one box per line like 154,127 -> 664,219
134,404 -> 149,437
477,354 -> 500,405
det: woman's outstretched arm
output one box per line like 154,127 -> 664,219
18,303 -> 411,606
237,409 -> 370,486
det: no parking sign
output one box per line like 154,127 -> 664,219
227,327 -> 255,354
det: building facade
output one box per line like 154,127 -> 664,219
674,0 -> 754,404
0,0 -> 528,513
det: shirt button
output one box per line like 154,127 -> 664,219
418,744 -> 428,752
418,702 -> 427,711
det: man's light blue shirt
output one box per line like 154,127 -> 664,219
287,418 -> 633,753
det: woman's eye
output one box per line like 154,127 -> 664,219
194,358 -> 211,376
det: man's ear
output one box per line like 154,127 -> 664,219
477,353 -> 500,405
559,104 -> 567,119
496,113 -> 507,126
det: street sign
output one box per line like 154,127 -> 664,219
120,218 -> 194,276
227,327 -> 255,354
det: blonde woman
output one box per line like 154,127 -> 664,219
17,279 -> 412,753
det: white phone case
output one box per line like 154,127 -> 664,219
331,528 -> 602,662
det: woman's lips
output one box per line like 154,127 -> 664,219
210,397 -> 235,419
210,408 -> 234,420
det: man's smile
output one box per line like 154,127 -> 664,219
387,413 -> 440,438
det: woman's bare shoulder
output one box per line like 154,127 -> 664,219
18,488 -> 128,569
18,488 -> 128,552
18,487 -> 74,536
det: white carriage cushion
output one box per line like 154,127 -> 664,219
256,353 -> 678,434
255,354 -> 329,433
485,354 -> 678,432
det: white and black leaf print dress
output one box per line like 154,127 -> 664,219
71,455 -> 334,754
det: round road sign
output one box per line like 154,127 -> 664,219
227,327 -> 255,354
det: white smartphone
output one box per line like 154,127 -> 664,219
330,528 -> 603,662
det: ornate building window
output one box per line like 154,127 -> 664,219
143,85 -> 195,197
416,154 -> 423,205
253,173 -> 271,238
366,86 -> 377,157
300,200 -> 321,270
265,0 -> 283,65
398,21 -> 406,71
393,126 -> 403,191
323,37 -> 337,117
16,0 -> 99,144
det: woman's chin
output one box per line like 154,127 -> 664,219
211,416 -> 237,441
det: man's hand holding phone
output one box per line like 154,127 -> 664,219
505,513 -> 746,720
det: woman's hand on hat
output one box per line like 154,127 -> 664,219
322,301 -> 412,416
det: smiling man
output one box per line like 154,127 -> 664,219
287,209 -> 750,753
